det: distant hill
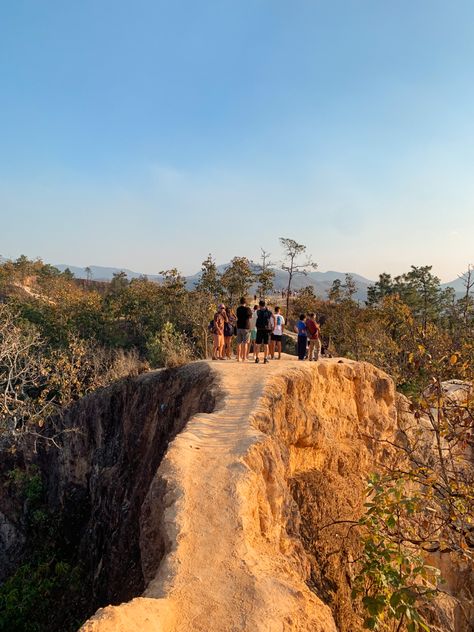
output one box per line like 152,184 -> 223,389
54,263 -> 466,302
55,263 -> 373,301
55,264 -> 163,282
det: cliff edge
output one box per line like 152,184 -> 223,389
80,357 -> 402,632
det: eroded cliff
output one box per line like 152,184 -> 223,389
81,358 -> 406,632
0,363 -> 218,628
2,357 -> 471,631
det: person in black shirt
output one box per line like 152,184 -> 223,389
235,297 -> 253,362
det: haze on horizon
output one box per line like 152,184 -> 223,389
1,1 -> 473,283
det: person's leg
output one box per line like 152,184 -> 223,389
269,337 -> 275,359
263,333 -> 270,362
255,331 -> 262,362
315,338 -> 321,361
276,339 -> 282,359
218,334 -> 225,359
298,335 -> 306,360
213,334 -> 219,359
308,340 -> 314,361
244,331 -> 250,360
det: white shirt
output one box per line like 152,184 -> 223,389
251,310 -> 258,329
273,314 -> 285,335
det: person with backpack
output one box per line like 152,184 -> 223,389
269,306 -> 285,360
224,306 -> 236,359
305,312 -> 321,361
235,297 -> 253,362
212,304 -> 228,360
249,304 -> 259,359
294,313 -> 307,361
254,300 -> 273,364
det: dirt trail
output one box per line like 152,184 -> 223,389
82,356 -> 337,632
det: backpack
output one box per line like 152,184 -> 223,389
256,308 -> 273,331
208,319 -> 215,334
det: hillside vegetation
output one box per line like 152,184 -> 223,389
0,254 -> 473,632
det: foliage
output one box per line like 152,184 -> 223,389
0,468 -> 86,632
220,257 -> 255,304
353,475 -> 440,631
352,351 -> 474,631
147,322 -> 194,369
0,303 -> 142,439
195,254 -> 223,301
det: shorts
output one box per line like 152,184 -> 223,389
236,329 -> 251,344
250,329 -> 257,341
271,334 -> 282,342
256,330 -> 270,345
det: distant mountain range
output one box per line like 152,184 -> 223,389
54,264 -> 465,302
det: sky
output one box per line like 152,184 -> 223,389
1,0 -> 473,282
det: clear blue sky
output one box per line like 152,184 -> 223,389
1,0 -> 473,281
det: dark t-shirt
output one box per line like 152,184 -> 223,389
236,305 -> 252,330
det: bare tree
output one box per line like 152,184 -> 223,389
255,248 -> 275,299
85,266 -> 93,283
279,237 -> 317,318
458,263 -> 474,323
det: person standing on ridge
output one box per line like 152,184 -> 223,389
236,297 -> 252,362
254,300 -> 273,364
295,313 -> 307,361
212,304 -> 228,360
224,306 -> 236,359
269,306 -> 285,359
249,304 -> 258,359
305,312 -> 321,361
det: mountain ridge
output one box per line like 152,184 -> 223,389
54,263 -> 465,301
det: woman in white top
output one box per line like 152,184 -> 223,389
269,306 -> 285,359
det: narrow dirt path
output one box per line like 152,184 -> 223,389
145,358 -> 298,631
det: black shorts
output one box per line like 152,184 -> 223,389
256,330 -> 270,345
271,334 -> 282,342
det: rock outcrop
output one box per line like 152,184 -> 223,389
2,357 -> 472,631
0,363 -> 218,623
81,358 -> 403,632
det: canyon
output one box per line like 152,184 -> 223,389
1,357 -> 472,631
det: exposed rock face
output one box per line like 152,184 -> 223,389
0,363 -> 218,623
2,358 -> 472,631
81,359 -> 404,632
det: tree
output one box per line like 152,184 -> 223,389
109,271 -> 129,295
458,264 -> 474,324
195,254 -> 222,301
396,266 -> 443,336
367,273 -> 395,306
13,255 -> 33,283
85,266 -> 93,283
62,268 -> 75,281
255,248 -> 275,299
221,257 -> 255,305
328,279 -> 342,303
280,238 -> 317,318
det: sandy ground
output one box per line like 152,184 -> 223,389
82,355 -> 337,632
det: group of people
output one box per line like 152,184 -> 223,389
210,297 -> 321,364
